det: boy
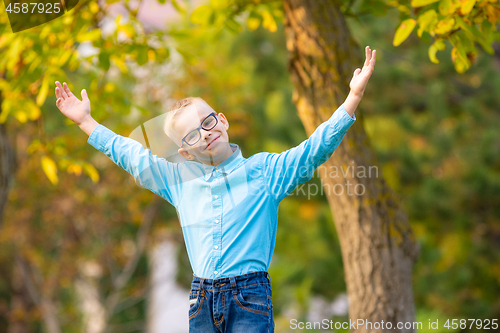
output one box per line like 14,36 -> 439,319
55,46 -> 376,332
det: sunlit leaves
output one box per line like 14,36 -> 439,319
417,9 -> 438,37
433,17 -> 455,35
189,0 -> 282,34
393,18 -> 417,46
392,0 -> 500,72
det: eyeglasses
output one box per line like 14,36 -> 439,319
181,112 -> 218,147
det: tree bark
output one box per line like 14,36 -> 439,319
283,1 -> 420,332
0,92 -> 17,228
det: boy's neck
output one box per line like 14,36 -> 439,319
200,145 -> 236,167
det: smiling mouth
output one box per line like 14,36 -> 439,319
206,136 -> 220,150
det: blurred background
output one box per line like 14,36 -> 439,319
0,0 -> 499,332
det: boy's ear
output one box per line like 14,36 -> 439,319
178,147 -> 195,160
218,113 -> 229,131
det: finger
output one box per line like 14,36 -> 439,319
56,98 -> 62,109
371,49 -> 376,67
61,82 -> 69,99
364,46 -> 371,67
55,87 -> 61,100
55,82 -> 65,100
81,89 -> 89,102
354,68 -> 361,76
58,82 -> 68,99
63,82 -> 75,97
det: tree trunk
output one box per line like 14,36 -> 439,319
283,1 -> 420,332
0,99 -> 17,228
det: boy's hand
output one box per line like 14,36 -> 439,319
349,46 -> 376,96
55,81 -> 91,126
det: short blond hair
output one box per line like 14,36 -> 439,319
163,97 -> 206,146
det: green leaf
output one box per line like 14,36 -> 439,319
449,35 -> 470,73
224,18 -> 242,34
393,18 -> 417,46
41,156 -> 59,185
98,52 -> 111,71
136,46 -> 149,66
191,5 -> 213,25
411,0 -> 440,7
455,16 -> 482,39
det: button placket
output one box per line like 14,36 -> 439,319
212,178 -> 223,278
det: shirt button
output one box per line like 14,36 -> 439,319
215,220 -> 220,224
214,245 -> 219,249
214,271 -> 218,275
214,195 -> 218,199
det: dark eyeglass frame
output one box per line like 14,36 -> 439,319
181,112 -> 218,147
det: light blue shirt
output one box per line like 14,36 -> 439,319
87,104 -> 355,279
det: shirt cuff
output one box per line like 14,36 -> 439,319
87,124 -> 117,152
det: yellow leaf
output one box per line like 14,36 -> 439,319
417,9 -> 438,37
210,0 -> 229,9
433,17 -> 456,35
76,29 -> 101,43
36,74 -> 50,106
460,0 -> 476,15
428,39 -> 446,63
68,164 -> 83,176
439,0 -> 457,16
41,156 -> 59,185
393,18 -> 417,46
411,0 -> 440,7
83,162 -> 99,183
261,10 -> 277,32
247,17 -> 261,31
90,2 -> 100,14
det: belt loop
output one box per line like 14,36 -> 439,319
200,278 -> 205,297
229,276 -> 237,295
266,272 -> 272,286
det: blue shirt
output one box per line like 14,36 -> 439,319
87,104 -> 355,279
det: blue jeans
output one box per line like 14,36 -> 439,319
188,271 -> 275,333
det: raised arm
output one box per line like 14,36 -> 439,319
262,103 -> 355,202
262,46 -> 376,202
55,81 -> 182,206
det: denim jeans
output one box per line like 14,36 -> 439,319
188,271 -> 275,333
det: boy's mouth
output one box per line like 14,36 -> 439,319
205,136 -> 220,150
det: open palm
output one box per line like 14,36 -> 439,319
55,81 -> 91,126
349,46 -> 376,96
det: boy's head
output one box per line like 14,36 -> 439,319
164,97 -> 233,166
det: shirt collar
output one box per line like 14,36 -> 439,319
202,143 -> 242,180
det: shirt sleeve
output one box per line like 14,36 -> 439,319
87,124 -> 182,207
262,103 -> 356,202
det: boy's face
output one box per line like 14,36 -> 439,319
172,101 -> 232,166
